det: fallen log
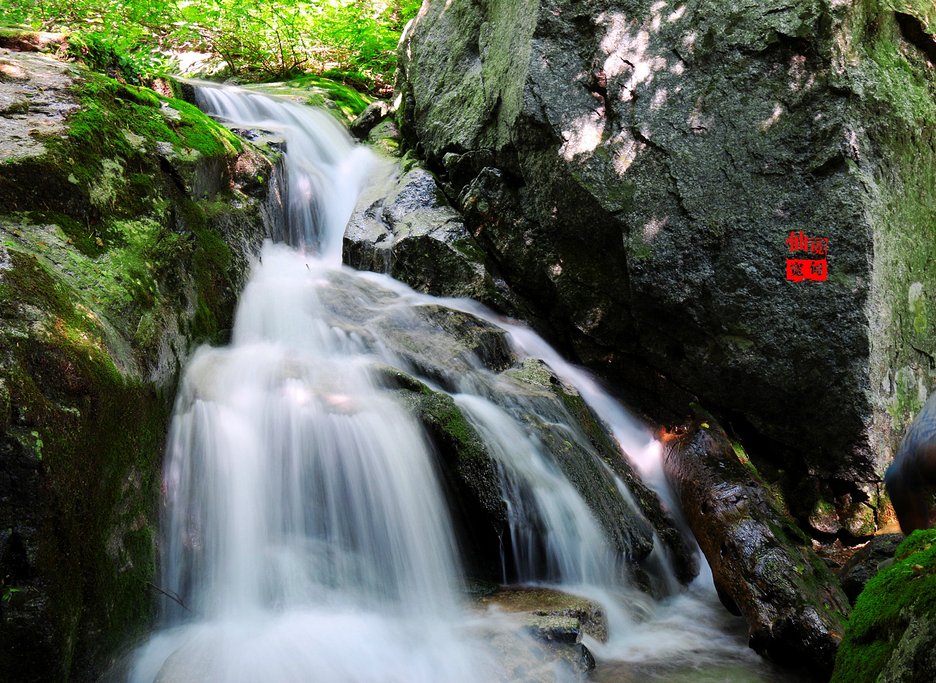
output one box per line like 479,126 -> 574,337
662,420 -> 850,677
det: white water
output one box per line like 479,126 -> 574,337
129,84 -> 781,682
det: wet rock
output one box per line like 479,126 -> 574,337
503,359 -> 698,587
838,533 -> 903,605
350,99 -> 391,139
344,165 -> 517,313
335,275 -> 688,586
311,268 -> 515,388
483,625 -> 592,682
396,0 -> 936,534
394,380 -> 507,580
663,420 -> 850,675
480,588 -> 600,674
479,587 -> 608,644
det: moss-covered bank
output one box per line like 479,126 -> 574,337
832,529 -> 936,682
0,40 -> 277,681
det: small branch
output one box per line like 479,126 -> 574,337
146,581 -> 192,612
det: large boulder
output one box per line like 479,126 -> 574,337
0,41 -> 280,681
663,419 -> 850,675
396,0 -> 936,534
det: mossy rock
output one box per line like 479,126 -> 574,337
0,47 -> 276,681
391,375 -> 507,581
238,74 -> 372,123
832,529 -> 936,682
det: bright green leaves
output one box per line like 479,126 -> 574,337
1,0 -> 422,91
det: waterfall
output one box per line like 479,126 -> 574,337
128,84 -> 779,682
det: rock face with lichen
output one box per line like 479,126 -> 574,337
396,0 -> 936,537
0,41 -> 281,682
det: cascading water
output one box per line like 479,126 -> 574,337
129,84 -> 787,682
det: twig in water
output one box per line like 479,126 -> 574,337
146,581 -> 192,612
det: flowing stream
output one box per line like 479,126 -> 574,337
128,85 -> 786,682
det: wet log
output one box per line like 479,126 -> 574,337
662,420 -> 850,677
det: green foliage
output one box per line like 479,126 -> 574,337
66,32 -> 168,85
1,586 -> 22,603
29,430 -> 43,460
1,0 -> 422,91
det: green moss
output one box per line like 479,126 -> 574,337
52,72 -> 242,217
432,395 -> 486,460
857,6 -> 936,438
887,366 -> 926,428
882,0 -> 936,34
0,239 -> 169,676
452,237 -> 487,263
833,529 -> 936,682
245,74 -> 372,122
813,498 -> 836,515
504,357 -> 556,388
395,386 -> 489,466
169,96 -> 243,156
0,61 -> 268,678
628,232 -> 653,261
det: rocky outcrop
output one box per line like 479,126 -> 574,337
663,420 -> 850,675
0,42 -> 279,681
396,0 -> 936,536
344,163 -> 519,313
833,529 -> 936,683
321,266 -> 697,585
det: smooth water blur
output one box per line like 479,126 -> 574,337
195,83 -> 374,260
129,84 -> 783,682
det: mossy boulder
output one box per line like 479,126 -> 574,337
833,529 -> 936,682
397,0 -> 936,537
0,43 -> 278,681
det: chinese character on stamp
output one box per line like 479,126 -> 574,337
785,231 -> 828,282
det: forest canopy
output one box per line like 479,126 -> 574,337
0,0 -> 421,91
